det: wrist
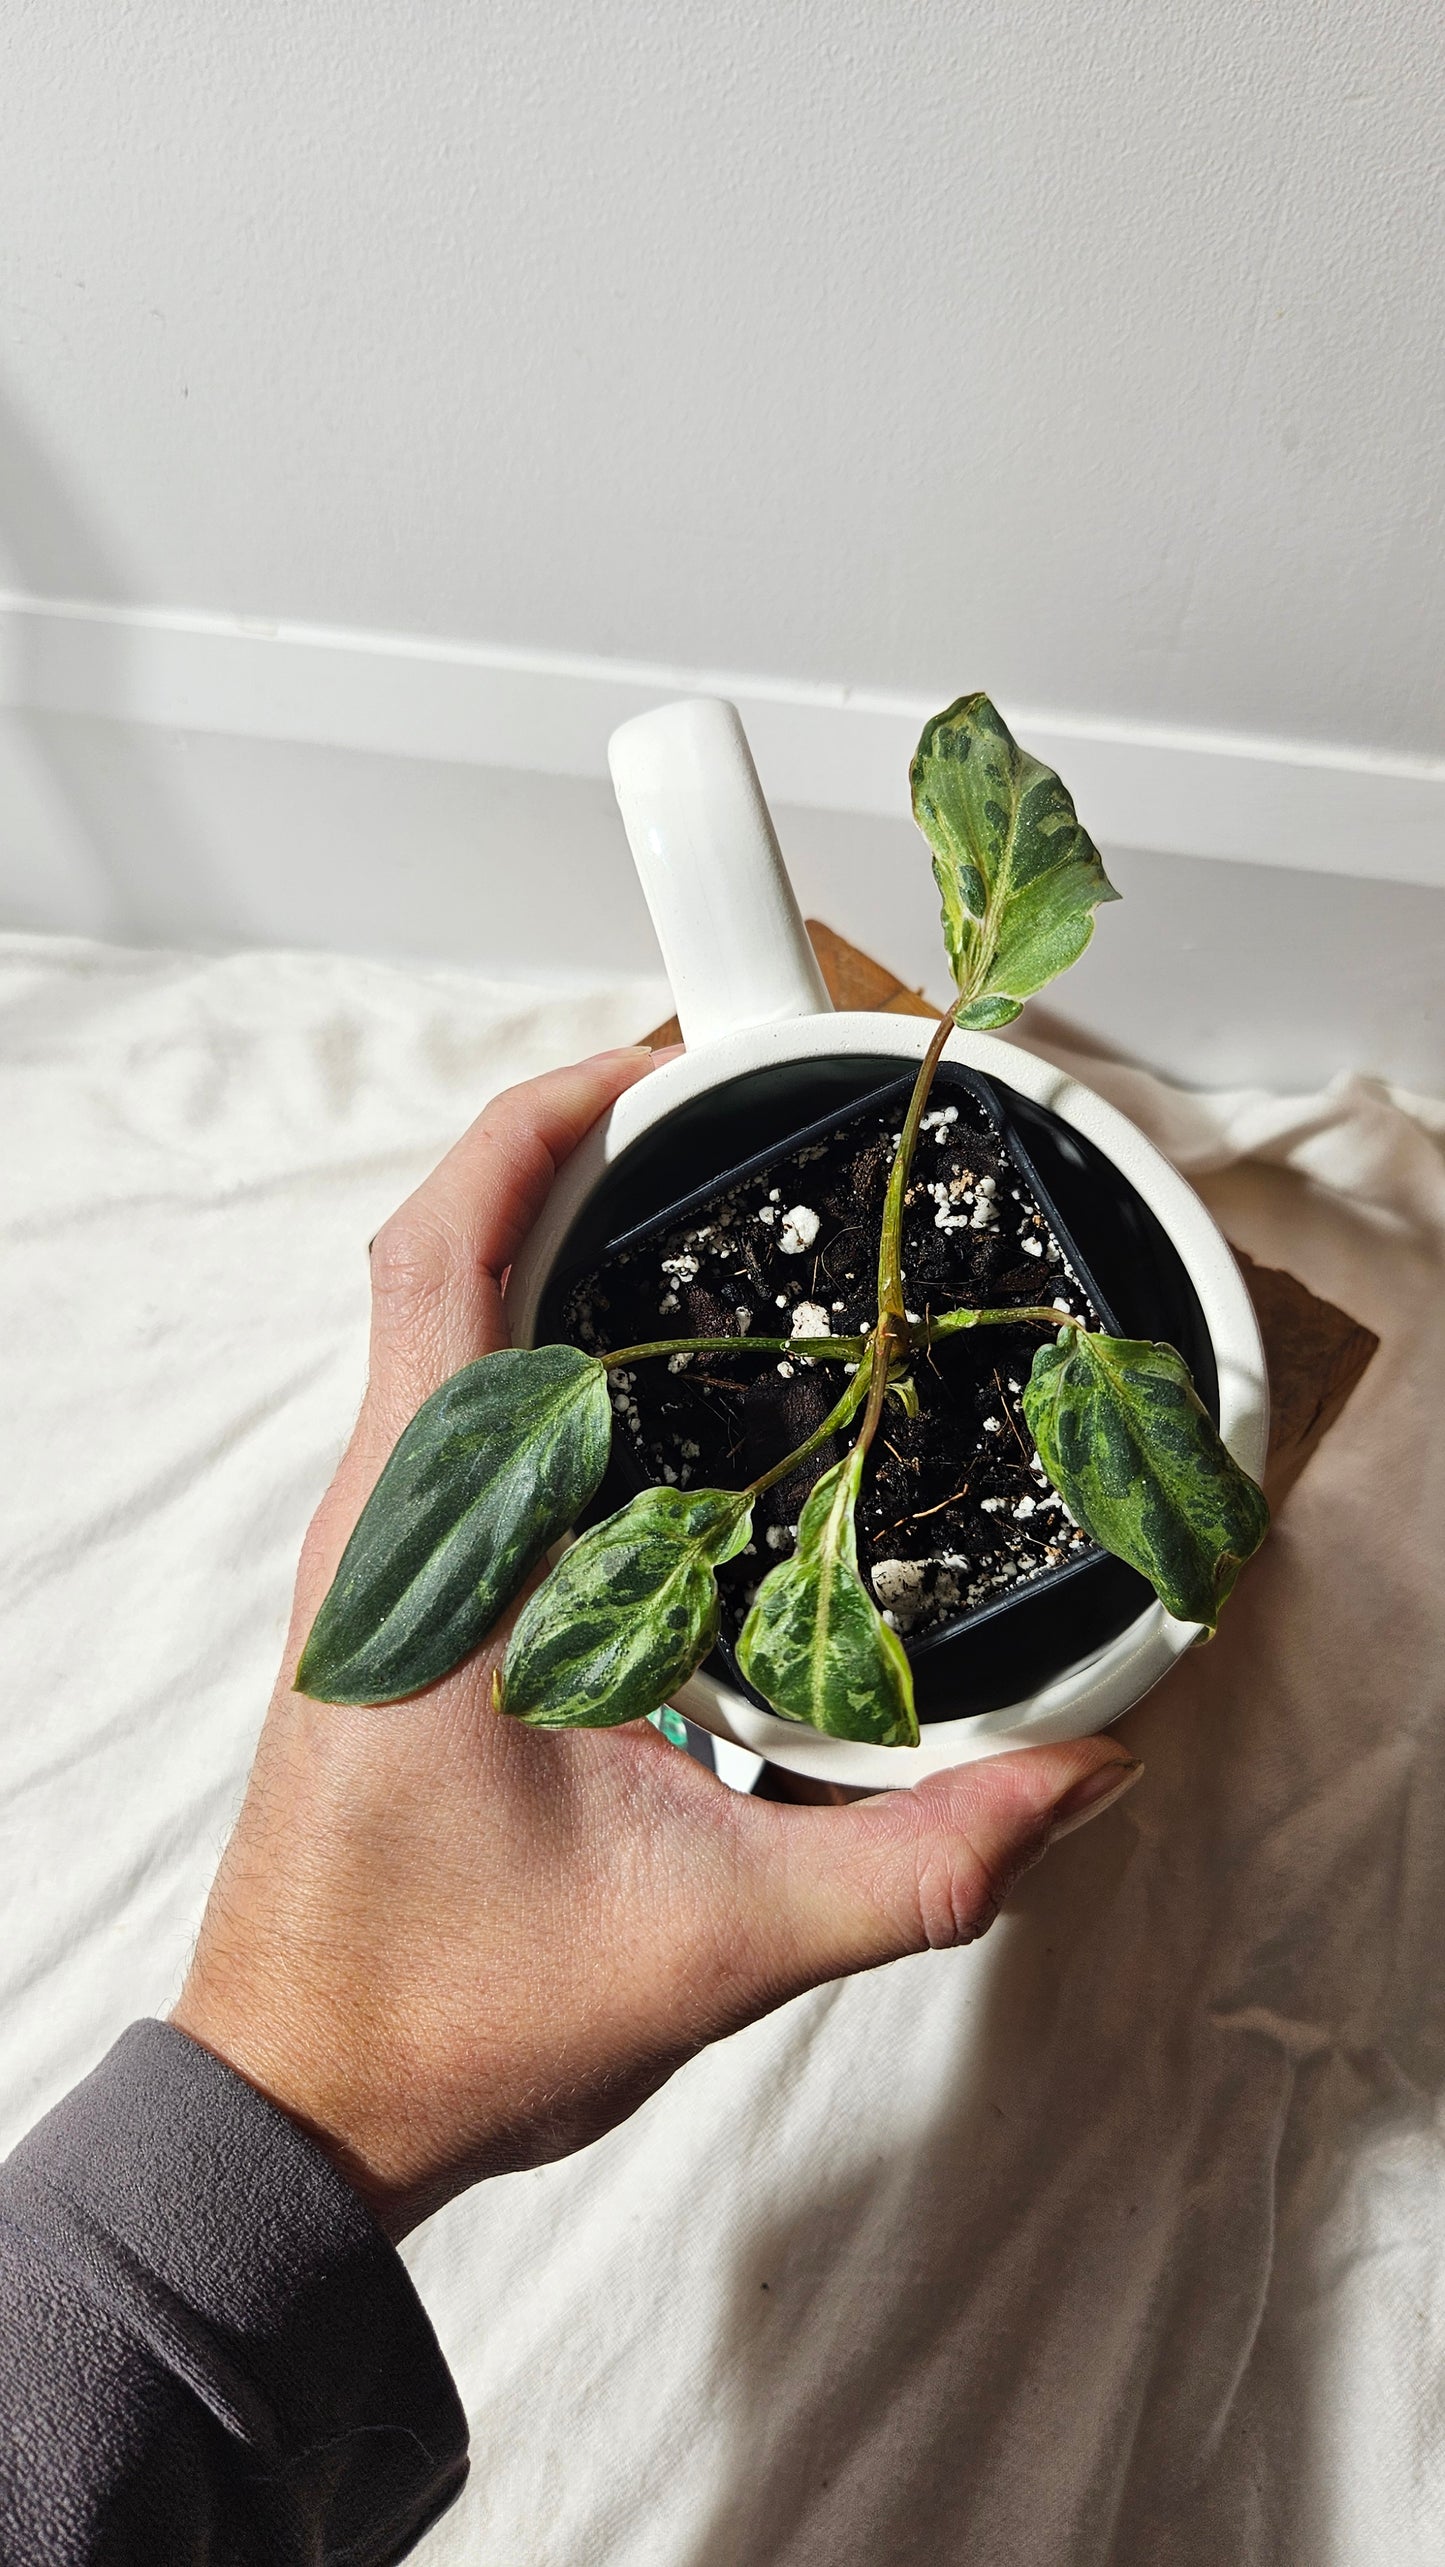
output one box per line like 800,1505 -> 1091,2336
170,1972 -> 436,2241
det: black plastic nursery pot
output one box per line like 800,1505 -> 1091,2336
537,1053 -> 1219,1722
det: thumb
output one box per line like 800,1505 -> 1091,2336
364,1044 -> 658,1423
750,1737 -> 1143,1992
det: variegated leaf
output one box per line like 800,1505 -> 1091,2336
1023,1330 -> 1268,1633
737,1447 -> 919,1747
499,1485 -> 753,1728
911,693 -> 1118,1027
297,1344 -> 611,1704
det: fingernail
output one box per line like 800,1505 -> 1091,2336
592,1045 -> 657,1064
1047,1756 -> 1143,1844
650,1042 -> 687,1063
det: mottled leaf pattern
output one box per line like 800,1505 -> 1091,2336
296,1345 -> 612,1704
1023,1331 -> 1269,1632
737,1448 -> 919,1746
499,1485 -> 753,1728
910,693 -> 1119,1027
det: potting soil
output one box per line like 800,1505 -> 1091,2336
561,1088 -> 1102,1648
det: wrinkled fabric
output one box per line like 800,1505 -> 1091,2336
1,933 -> 1441,2566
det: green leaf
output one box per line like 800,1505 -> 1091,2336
910,693 -> 1119,1026
1022,1330 -> 1269,1633
886,1372 -> 920,1420
737,1448 -> 920,1747
296,1344 -> 612,1704
498,1485 -> 753,1729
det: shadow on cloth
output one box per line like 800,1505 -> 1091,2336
684,1179 -> 1445,2564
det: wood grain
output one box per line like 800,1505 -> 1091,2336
1236,1249 -> 1378,1504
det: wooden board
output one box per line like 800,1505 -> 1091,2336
1233,1247 -> 1378,1505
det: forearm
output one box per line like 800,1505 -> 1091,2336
0,2021 -> 467,2564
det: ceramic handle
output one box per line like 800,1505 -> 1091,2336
608,697 -> 832,1049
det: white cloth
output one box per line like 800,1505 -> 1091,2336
2,932 -> 1442,2566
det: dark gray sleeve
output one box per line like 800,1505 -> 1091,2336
0,2019 -> 468,2564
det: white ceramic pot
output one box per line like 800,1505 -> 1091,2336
507,698 -> 1269,1789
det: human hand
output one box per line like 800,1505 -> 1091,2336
173,1047 -> 1141,2238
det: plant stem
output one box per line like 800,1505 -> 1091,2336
919,1306 -> 1083,1343
603,1012 -> 1075,1529
603,1332 -> 867,1369
853,1322 -> 899,1459
875,1002 -> 961,1324
744,1355 -> 874,1501
846,999 -> 966,1460
604,1313 -> 1075,1371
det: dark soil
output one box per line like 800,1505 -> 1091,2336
560,1085 -> 1101,1652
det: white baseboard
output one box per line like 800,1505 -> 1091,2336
2,593 -> 1441,891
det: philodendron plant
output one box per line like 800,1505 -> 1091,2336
297,694 -> 1269,1749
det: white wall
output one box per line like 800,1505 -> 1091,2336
0,2 -> 1441,1087
2,705 -> 1439,1094
2,0 -> 1441,748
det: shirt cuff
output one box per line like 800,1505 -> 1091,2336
0,2018 -> 468,2564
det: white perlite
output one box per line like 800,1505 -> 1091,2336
778,1205 -> 820,1254
868,1531 -> 1089,1632
871,1558 -> 926,1610
790,1302 -> 832,1338
928,1177 -> 973,1234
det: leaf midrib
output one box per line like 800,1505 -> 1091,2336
969,731 -> 1030,1008
339,1381 -> 589,1650
804,1466 -> 855,1715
